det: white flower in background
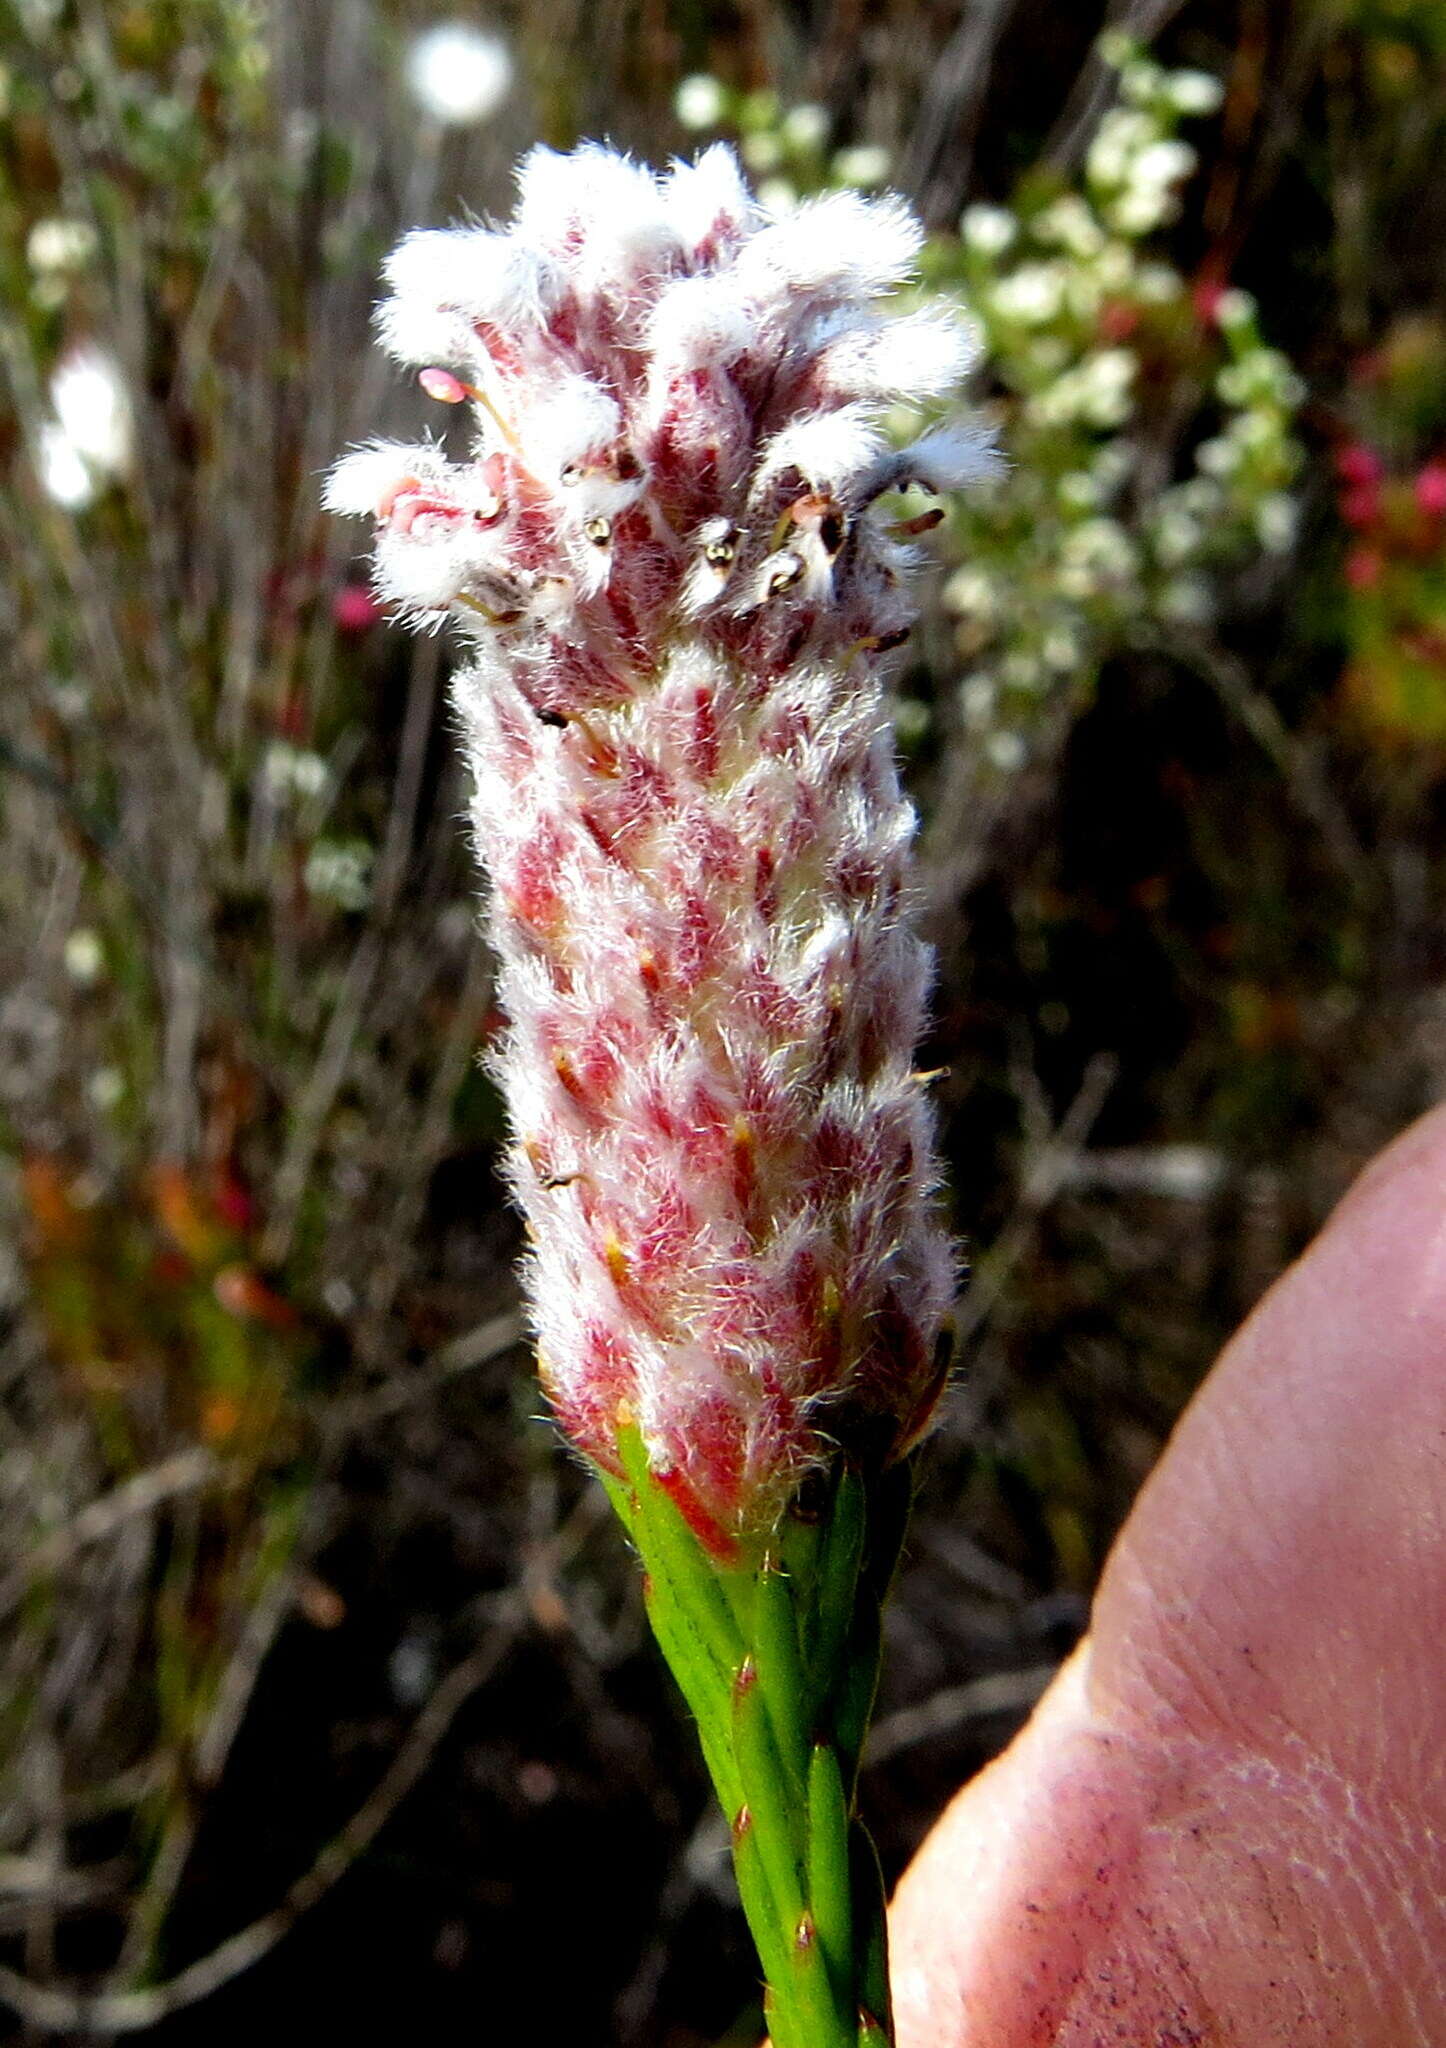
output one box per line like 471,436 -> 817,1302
1150,499 -> 1203,567
1058,516 -> 1140,598
833,144 -> 890,188
1026,348 -> 1136,431
38,422 -> 96,508
990,260 -> 1065,325
986,728 -> 1026,772
781,102 -> 830,150
1086,106 -> 1155,189
960,202 -> 1017,256
675,73 -> 725,130
37,344 -> 133,505
63,929 -> 104,985
1167,70 -> 1226,116
741,129 -> 784,173
305,839 -> 374,911
1214,287 -> 1257,333
1196,434 -> 1242,478
959,671 -> 998,726
1255,492 -> 1298,554
754,175 -> 799,215
52,344 -> 133,472
1134,261 -> 1181,304
1158,576 -> 1212,625
1057,469 -> 1101,513
27,216 -> 97,272
86,1068 -> 125,1112
1033,195 -> 1104,260
944,565 -> 998,620
262,741 -> 329,799
1041,626 -> 1081,673
406,21 -> 513,127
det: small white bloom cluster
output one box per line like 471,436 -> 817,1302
675,74 -> 893,214
329,142 -> 989,1550
932,42 -> 1303,770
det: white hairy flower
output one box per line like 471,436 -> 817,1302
329,143 -> 992,1551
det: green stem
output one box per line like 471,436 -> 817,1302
607,1427 -> 910,2046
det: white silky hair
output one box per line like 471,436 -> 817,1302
664,142 -> 757,249
322,440 -> 428,517
817,307 -> 981,403
647,273 -> 758,376
751,404 -> 887,504
527,377 -> 624,477
737,188 -> 924,300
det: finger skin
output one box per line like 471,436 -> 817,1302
891,1106 -> 1446,2046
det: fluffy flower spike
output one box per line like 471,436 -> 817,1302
330,145 -> 992,1556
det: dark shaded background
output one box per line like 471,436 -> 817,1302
3,0 -> 1445,2041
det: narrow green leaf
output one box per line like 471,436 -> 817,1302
851,1823 -> 893,2036
730,1802 -> 795,1997
641,1577 -> 743,1818
731,1654 -> 806,1933
806,1739 -> 854,1996
789,1908 -> 855,2048
831,1606 -> 882,1788
615,1423 -> 745,1684
777,1488 -> 826,1621
754,1554 -> 808,1794
813,1464 -> 867,1707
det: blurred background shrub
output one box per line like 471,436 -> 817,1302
0,1 -> 1443,2041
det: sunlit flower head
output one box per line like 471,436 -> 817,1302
328,142 -> 993,1550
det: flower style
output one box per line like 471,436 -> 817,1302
328,144 -> 991,1556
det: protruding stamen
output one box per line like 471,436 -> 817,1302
420,366 -> 525,458
766,551 -> 804,596
890,505 -> 946,537
775,491 -> 847,557
855,624 -> 911,655
455,591 -> 523,626
583,515 -> 612,548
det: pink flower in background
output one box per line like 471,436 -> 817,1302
1336,441 -> 1385,489
1345,545 -> 1384,591
328,144 -> 991,1553
332,580 -> 383,633
1414,461 -> 1446,521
